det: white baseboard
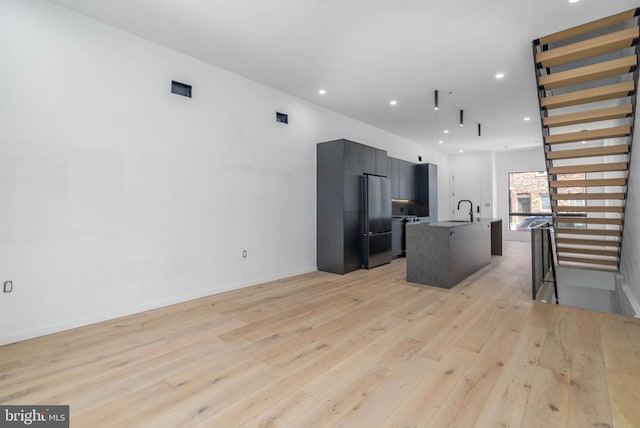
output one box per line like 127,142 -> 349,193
615,274 -> 640,318
0,266 -> 317,346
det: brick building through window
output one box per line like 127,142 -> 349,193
508,170 -> 585,231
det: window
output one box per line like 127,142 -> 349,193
508,172 -> 552,231
540,194 -> 551,211
508,171 -> 587,231
517,194 -> 531,213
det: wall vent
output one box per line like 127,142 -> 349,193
171,80 -> 192,98
276,112 -> 288,124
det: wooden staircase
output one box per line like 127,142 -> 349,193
533,8 -> 639,271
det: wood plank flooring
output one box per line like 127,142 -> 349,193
1,241 -> 639,427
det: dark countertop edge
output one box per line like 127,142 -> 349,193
407,218 -> 501,228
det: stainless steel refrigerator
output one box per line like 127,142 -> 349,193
361,175 -> 392,268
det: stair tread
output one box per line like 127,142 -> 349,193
556,246 -> 619,257
550,178 -> 626,187
554,206 -> 624,213
538,55 -> 637,90
537,8 -> 639,45
548,162 -> 628,174
543,105 -> 633,128
546,144 -> 629,160
555,217 -> 623,225
555,227 -> 621,236
556,237 -> 620,246
552,193 -> 625,200
537,27 -> 640,68
545,125 -> 631,144
558,255 -> 619,266
541,81 -> 635,110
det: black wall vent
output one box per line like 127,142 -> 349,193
171,80 -> 192,98
276,112 -> 288,124
418,156 -> 422,162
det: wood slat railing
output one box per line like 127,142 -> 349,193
538,55 -> 637,90
541,81 -> 635,110
533,8 -> 639,271
548,162 -> 628,174
543,105 -> 632,128
558,256 -> 618,266
554,206 -> 624,213
549,178 -> 626,187
554,228 -> 621,237
552,192 -> 625,200
545,125 -> 631,145
536,8 -> 639,45
537,27 -> 639,68
556,237 -> 620,247
546,144 -> 629,160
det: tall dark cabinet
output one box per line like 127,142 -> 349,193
317,139 -> 387,274
416,163 -> 438,222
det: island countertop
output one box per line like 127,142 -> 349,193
406,220 -> 493,289
420,218 -> 501,228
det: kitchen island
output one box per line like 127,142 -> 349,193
406,219 -> 497,289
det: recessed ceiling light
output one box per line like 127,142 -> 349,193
444,129 -> 449,134
390,100 -> 397,106
438,140 -> 444,144
318,89 -> 326,95
459,149 -> 464,153
581,140 -> 586,144
495,73 -> 505,79
524,117 -> 531,121
569,0 -> 580,3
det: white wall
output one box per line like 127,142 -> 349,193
620,91 -> 640,305
448,152 -> 494,221
495,147 -> 547,241
0,0 -> 449,345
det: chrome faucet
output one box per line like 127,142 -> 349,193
457,199 -> 473,222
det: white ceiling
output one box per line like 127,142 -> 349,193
48,0 -> 639,154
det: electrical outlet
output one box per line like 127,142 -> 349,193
4,281 -> 12,293
242,250 -> 247,258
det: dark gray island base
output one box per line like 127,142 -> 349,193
406,219 -> 494,289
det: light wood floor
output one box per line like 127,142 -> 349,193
1,241 -> 639,427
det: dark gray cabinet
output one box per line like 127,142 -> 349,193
391,158 -> 400,198
415,163 -> 438,221
389,157 -> 418,200
406,162 -> 416,200
363,146 -> 376,175
376,149 -> 388,176
317,139 -> 388,274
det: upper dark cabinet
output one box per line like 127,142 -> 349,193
344,142 -> 364,175
406,162 -> 416,200
375,149 -> 388,176
363,146 -> 376,175
391,158 -> 400,199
